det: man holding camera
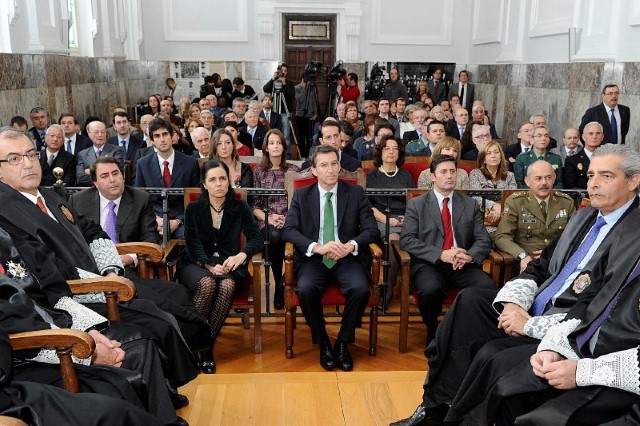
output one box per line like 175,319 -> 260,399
264,63 -> 296,156
339,72 -> 360,103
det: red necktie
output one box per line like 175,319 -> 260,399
442,197 -> 454,250
163,160 -> 171,187
36,196 -> 49,216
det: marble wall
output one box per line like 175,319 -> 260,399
456,62 -> 640,153
0,53 -> 168,128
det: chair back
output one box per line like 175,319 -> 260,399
361,159 -> 375,172
401,162 -> 430,186
458,159 -> 477,174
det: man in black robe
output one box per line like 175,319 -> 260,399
0,127 -> 198,407
391,144 -> 640,426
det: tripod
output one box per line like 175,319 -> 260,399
326,80 -> 339,119
272,84 -> 298,158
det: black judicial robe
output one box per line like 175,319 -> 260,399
0,183 -> 200,385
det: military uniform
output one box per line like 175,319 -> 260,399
514,150 -> 564,189
563,150 -> 591,189
405,138 -> 432,157
494,189 -> 575,259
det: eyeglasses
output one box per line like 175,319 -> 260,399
0,151 -> 41,165
473,134 -> 491,139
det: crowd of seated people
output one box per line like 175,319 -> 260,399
4,72 -> 633,423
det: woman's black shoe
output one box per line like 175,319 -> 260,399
200,360 -> 216,374
273,280 -> 285,310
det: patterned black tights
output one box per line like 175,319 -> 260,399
193,276 -> 236,342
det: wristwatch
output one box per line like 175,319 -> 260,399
517,252 -> 527,260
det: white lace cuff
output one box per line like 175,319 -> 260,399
26,324 -> 91,366
89,238 -> 124,274
523,313 -> 567,339
576,348 -> 640,395
73,268 -> 106,304
493,278 -> 538,313
54,296 -> 108,331
537,318 -> 581,360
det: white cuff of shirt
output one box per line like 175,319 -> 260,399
306,242 -> 317,257
348,240 -> 359,256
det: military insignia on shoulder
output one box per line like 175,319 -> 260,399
572,273 -> 591,294
6,261 -> 28,279
60,205 -> 75,223
503,206 -> 510,217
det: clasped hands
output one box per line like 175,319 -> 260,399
313,241 -> 354,261
88,329 -> 125,367
497,303 -> 531,336
206,252 -> 247,276
267,214 -> 286,229
439,248 -> 473,270
530,350 -> 578,390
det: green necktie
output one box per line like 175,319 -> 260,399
322,192 -> 337,269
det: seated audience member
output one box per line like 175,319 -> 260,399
141,94 -> 161,115
171,123 -> 193,156
224,120 -> 252,156
232,97 -> 248,124
261,94 -> 283,132
178,160 -> 262,373
505,121 -> 534,171
178,98 -> 192,123
366,135 -> 415,308
445,107 -> 469,141
550,127 -> 583,165
301,121 -> 360,172
184,117 -> 203,149
418,137 -> 470,190
361,121 -> 396,162
161,98 -> 182,127
530,113 -> 558,149
206,94 -> 224,117
401,107 -> 427,145
459,120 -> 484,159
199,109 -> 216,139
188,103 -> 202,121
468,140 -> 517,231
354,114 -> 377,160
461,124 -> 492,161
377,98 -> 400,136
429,105 -> 447,124
139,113 -> 154,146
344,101 -> 363,133
405,118 -> 434,156
231,76 -> 256,101
39,124 -> 76,186
252,129 -> 300,309
76,121 -> 125,186
494,160 -> 575,273
135,118 -> 201,239
471,105 -> 499,140
58,112 -> 92,155
338,120 -> 358,160
514,125 -> 563,189
209,128 -> 253,188
401,154 -> 493,345
107,111 -> 144,166
440,100 -> 454,121
564,121 -> 604,189
390,144 -> 640,426
394,97 -> 408,123
282,144 -> 379,371
191,126 -> 212,159
10,115 -> 28,131
240,109 -> 267,151
335,102 -> 347,121
28,107 -> 49,150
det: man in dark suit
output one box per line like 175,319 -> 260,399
135,118 -> 200,239
505,121 -> 534,171
579,84 -> 630,145
400,155 -> 494,345
428,68 -> 448,105
564,122 -> 604,189
549,127 -> 582,165
58,112 -> 92,155
448,70 -> 475,112
301,121 -> 360,172
401,108 -> 428,145
240,110 -> 267,151
28,107 -> 49,150
261,94 -> 283,132
445,108 -> 468,140
39,124 -> 76,186
283,144 -> 378,371
106,111 -> 145,163
76,121 -> 125,186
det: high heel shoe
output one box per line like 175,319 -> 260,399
200,349 -> 216,374
273,277 -> 285,310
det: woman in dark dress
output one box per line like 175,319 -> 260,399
177,160 -> 263,373
365,135 -> 415,309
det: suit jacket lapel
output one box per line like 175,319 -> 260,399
336,182 -> 348,229
451,192 -> 465,229
150,156 -> 164,186
116,190 -> 134,236
84,190 -> 100,224
171,154 -> 185,186
426,192 -> 444,236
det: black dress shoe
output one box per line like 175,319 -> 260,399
170,392 -> 189,410
390,404 -> 449,426
333,340 -> 353,371
319,340 -> 336,370
200,360 -> 216,374
273,279 -> 284,310
172,416 -> 189,426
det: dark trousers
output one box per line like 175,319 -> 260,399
296,256 -> 370,344
263,224 -> 285,284
413,263 -> 494,345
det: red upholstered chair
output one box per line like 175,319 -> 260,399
175,188 -> 263,353
458,159 -> 477,175
283,171 -> 382,359
394,189 -> 505,353
401,156 -> 430,186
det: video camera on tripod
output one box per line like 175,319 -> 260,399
328,60 -> 347,82
303,60 -> 323,85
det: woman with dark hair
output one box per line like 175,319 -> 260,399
365,135 -> 415,309
209,128 -> 253,188
177,160 -> 263,373
469,140 -> 516,228
251,129 -> 300,309
231,77 -> 256,101
460,119 -> 484,158
223,120 -> 251,156
142,94 -> 161,115
219,79 -> 234,108
354,114 -> 378,160
171,123 -> 193,155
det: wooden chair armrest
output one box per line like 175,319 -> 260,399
10,329 -> 95,359
391,240 -> 411,264
67,276 -> 136,302
368,242 -> 382,259
116,242 -> 164,262
0,415 -> 27,426
163,239 -> 184,263
284,242 -> 295,289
